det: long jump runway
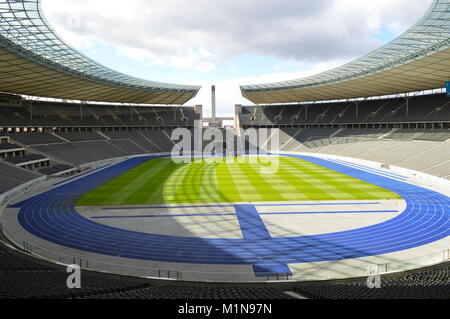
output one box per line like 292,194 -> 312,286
7,154 -> 450,279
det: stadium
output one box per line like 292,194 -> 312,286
0,0 -> 448,301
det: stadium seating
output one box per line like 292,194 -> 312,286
0,143 -> 23,151
293,262 -> 449,299
384,129 -> 450,142
108,139 -> 147,155
237,123 -> 445,179
32,143 -> 107,166
0,162 -> 41,194
0,235 -> 446,299
138,130 -> 175,152
3,125 -> 448,181
9,132 -> 65,145
38,164 -> 76,176
16,130 -> 176,166
5,154 -> 48,165
82,283 -> 293,300
104,131 -> 163,153
56,132 -> 107,142
239,94 -> 449,127
0,240 -> 153,299
0,239 -> 291,299
0,101 -> 200,128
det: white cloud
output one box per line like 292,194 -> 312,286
169,48 -> 216,72
43,0 -> 430,64
191,60 -> 345,117
41,0 -> 432,116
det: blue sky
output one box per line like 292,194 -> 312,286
42,0 -> 431,117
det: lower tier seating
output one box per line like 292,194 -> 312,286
293,262 -> 449,299
0,241 -> 291,299
38,164 -> 75,176
0,162 -> 41,194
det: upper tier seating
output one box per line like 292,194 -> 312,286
0,102 -> 199,128
9,133 -> 65,145
0,143 -> 23,151
5,154 -> 48,165
385,129 -> 450,142
56,132 -> 106,142
239,94 -> 449,126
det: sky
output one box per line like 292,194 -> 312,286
42,0 -> 431,117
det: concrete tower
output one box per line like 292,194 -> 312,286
211,85 -> 216,123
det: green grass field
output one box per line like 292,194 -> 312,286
76,157 -> 401,206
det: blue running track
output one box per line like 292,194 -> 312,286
11,154 -> 450,277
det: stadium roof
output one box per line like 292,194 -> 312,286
241,0 -> 450,104
0,0 -> 201,105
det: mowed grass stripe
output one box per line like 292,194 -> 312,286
282,157 -> 375,199
164,160 -> 221,203
77,159 -> 172,205
161,163 -> 191,203
200,162 -> 222,202
172,161 -> 203,202
241,159 -> 304,201
215,161 -> 243,202
216,159 -> 262,202
279,158 -> 350,200
283,157 -> 401,200
126,160 -> 181,204
77,157 -> 402,206
237,160 -> 286,201
171,160 -> 209,203
274,165 -> 331,200
113,159 -> 174,204
220,159 -> 264,201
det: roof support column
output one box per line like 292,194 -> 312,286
406,98 -> 409,118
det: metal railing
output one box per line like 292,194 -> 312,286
13,239 -> 448,283
374,249 -> 450,275
16,242 -> 299,282
265,272 -> 292,281
158,270 -> 182,280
